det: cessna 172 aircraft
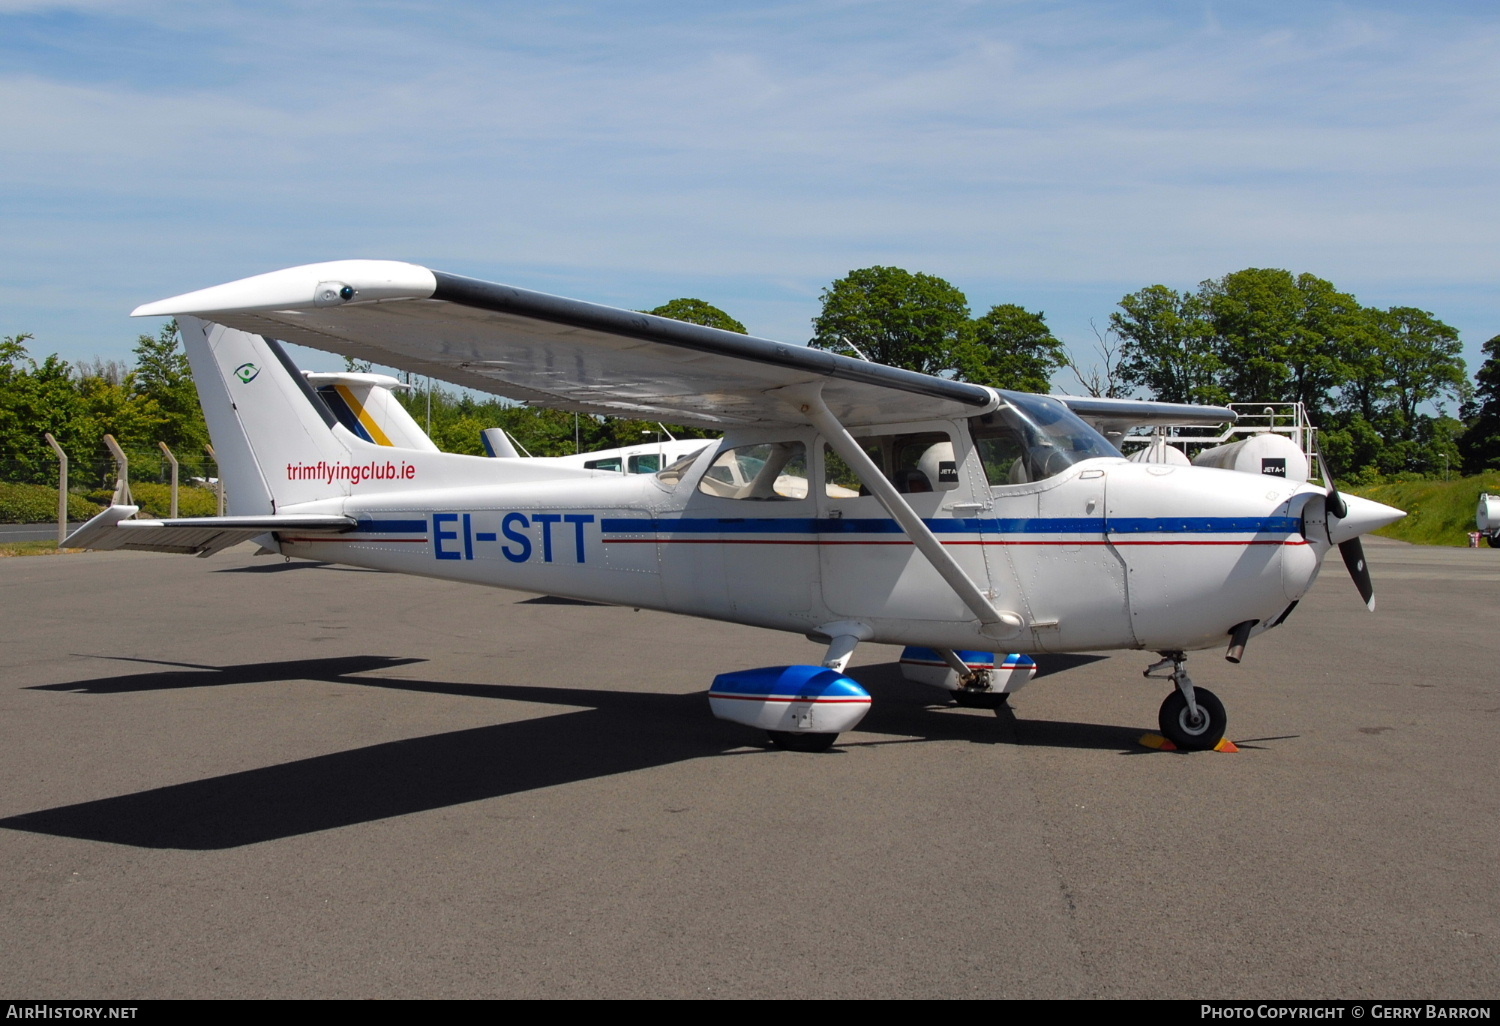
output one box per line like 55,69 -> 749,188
68,260 -> 1405,752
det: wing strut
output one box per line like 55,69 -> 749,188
784,384 -> 1023,640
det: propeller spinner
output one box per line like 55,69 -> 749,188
1311,452 -> 1405,611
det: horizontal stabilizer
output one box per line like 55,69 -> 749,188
64,505 -> 355,557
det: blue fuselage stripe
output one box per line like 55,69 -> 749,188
354,519 -> 429,533
599,516 -> 1300,536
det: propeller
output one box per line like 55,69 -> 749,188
1339,535 -> 1375,611
1312,450 -> 1401,612
1314,450 -> 1347,521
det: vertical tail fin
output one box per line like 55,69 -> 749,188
180,315 -> 352,512
304,372 -> 440,452
481,427 -> 522,458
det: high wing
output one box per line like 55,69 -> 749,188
1052,395 -> 1235,436
133,260 -> 998,429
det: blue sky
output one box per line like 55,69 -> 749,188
3,0 -> 1497,395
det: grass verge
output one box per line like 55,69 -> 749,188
0,540 -> 85,558
1347,472 -> 1500,547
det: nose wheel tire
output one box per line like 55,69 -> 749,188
766,731 -> 839,752
1158,687 -> 1227,751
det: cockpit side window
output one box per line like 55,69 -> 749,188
823,429 -> 961,497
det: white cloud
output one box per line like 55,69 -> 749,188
2,1 -> 1498,367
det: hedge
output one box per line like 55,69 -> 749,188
0,482 -> 105,523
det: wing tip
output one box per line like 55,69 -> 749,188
130,260 -> 437,318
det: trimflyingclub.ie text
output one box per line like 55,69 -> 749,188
285,460 -> 417,486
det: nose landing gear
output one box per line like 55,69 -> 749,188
1144,651 -> 1227,751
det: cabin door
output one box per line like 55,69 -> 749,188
816,425 -> 990,623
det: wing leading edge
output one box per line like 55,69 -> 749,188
133,260 -> 997,430
1053,395 -> 1236,436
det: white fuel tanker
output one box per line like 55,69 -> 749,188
1479,493 -> 1499,547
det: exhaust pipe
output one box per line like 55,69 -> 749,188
1225,620 -> 1258,664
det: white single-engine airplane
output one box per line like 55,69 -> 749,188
69,260 -> 1405,752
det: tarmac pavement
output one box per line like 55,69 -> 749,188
0,539 -> 1496,998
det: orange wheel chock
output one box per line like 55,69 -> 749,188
1138,733 -> 1239,753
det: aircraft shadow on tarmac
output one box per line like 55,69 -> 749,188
3,653 -> 1141,851
215,560 -> 384,574
517,595 -> 610,606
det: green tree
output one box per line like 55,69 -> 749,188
0,333 -> 29,366
1111,270 -> 1469,479
131,320 -> 209,457
957,304 -> 1067,393
1109,284 -> 1224,404
1338,308 -> 1393,427
1332,306 -> 1466,478
0,335 -> 37,477
1460,333 -> 1500,473
72,368 -> 169,486
1371,307 -> 1467,438
646,299 -> 747,334
0,340 -> 87,484
1202,269 -> 1360,418
810,266 -> 971,375
496,405 -> 591,456
1318,415 -> 1385,484
1114,270 -> 1363,412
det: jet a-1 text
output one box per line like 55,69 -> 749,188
68,260 -> 1405,752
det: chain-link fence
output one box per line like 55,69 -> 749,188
1,440 -> 222,525
1,446 -> 218,490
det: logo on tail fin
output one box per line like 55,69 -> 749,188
234,362 -> 260,383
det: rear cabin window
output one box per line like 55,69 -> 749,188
584,453 -> 669,475
697,442 -> 809,500
655,447 -> 709,488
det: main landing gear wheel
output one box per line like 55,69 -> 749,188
766,731 -> 838,752
1157,687 -> 1227,751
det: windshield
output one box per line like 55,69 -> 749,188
971,392 -> 1121,485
